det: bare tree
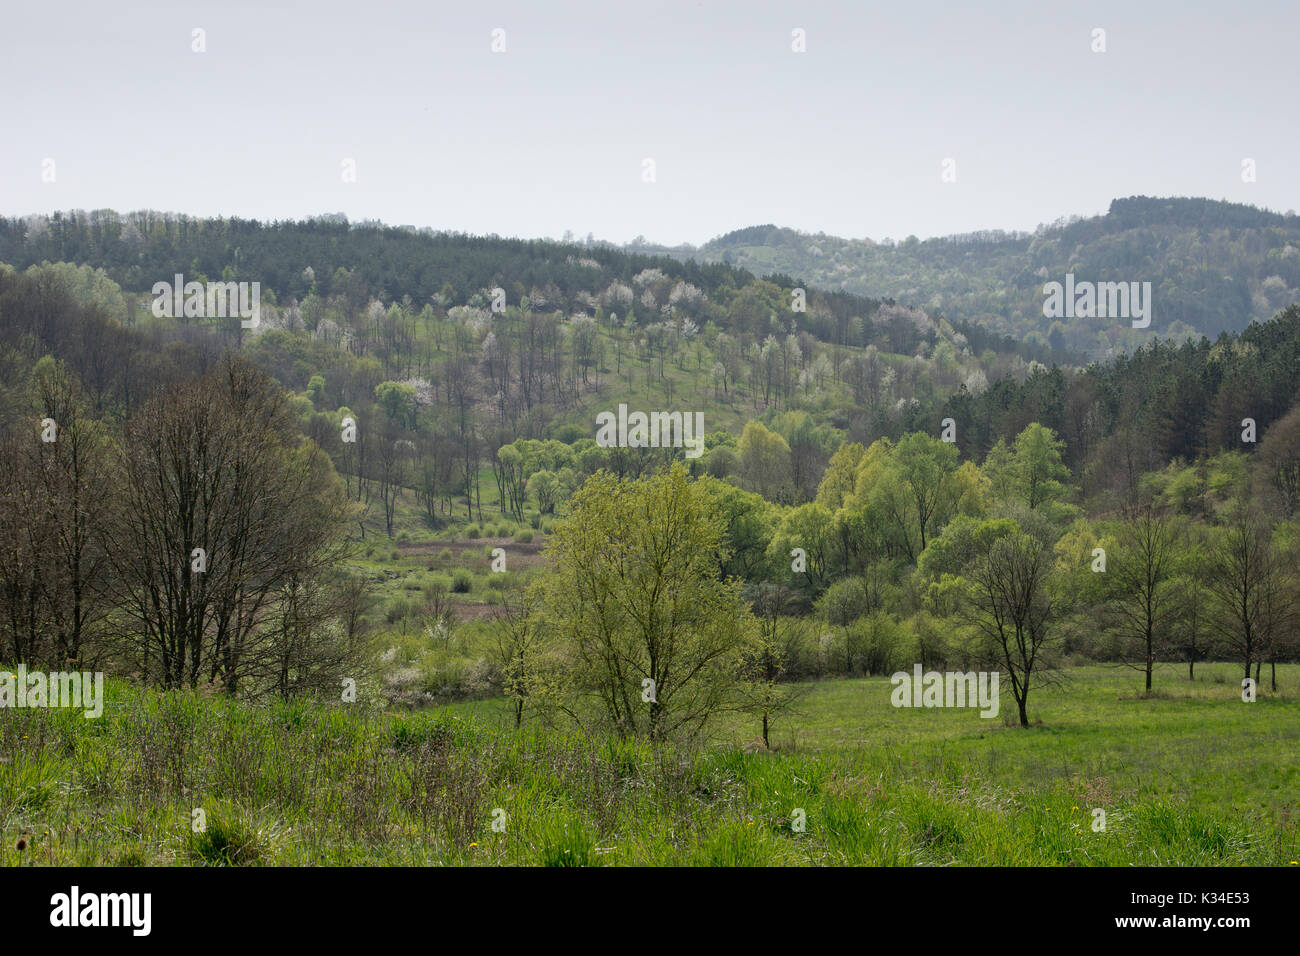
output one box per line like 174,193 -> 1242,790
0,362 -> 113,668
374,424 -> 409,537
491,590 -> 541,729
739,583 -> 808,749
109,356 -> 355,695
963,532 -> 1058,727
1106,509 -> 1180,692
0,430 -> 51,664
1171,573 -> 1209,681
1205,519 -> 1280,681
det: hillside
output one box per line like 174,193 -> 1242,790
641,197 -> 1300,349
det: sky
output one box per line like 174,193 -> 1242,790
2,0 -> 1296,245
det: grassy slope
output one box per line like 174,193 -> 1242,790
2,664 -> 1295,866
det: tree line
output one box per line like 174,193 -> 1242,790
0,355 -> 368,698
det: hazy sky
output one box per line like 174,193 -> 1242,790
2,0 -> 1296,245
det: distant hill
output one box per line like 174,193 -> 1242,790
638,197 -> 1300,348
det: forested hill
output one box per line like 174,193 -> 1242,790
652,197 -> 1300,346
1,212 -> 760,315
1,210 -> 937,355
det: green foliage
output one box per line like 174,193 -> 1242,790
528,464 -> 759,741
2,666 -> 1297,865
691,198 -> 1300,341
918,515 -> 1020,582
737,420 -> 793,502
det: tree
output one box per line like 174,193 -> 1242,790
265,567 -> 376,700
982,438 -> 1017,503
526,469 -> 562,515
374,380 -> 416,428
491,590 -> 541,729
0,429 -> 51,664
737,420 -> 793,503
529,464 -> 758,742
815,441 -> 866,510
1107,509 -> 1181,691
413,448 -> 443,528
962,531 -> 1057,727
1255,405 -> 1300,518
917,515 -> 1020,582
698,478 -> 776,581
867,433 -> 969,562
109,356 -> 354,694
1205,519 -> 1281,681
766,502 -> 834,595
0,360 -> 113,667
1171,572 -> 1209,680
1009,423 -> 1072,511
738,583 -> 807,748
33,360 -> 114,666
374,423 -> 409,537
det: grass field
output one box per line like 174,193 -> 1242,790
1,663 -> 1296,866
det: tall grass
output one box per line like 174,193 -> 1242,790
1,666 -> 1296,866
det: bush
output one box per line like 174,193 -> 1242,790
817,578 -> 870,627
705,445 -> 737,478
386,598 -> 418,625
465,526 -> 481,539
451,571 -> 473,594
554,423 -> 586,444
515,530 -> 533,544
845,611 -> 913,676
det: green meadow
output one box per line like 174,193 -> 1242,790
3,663 -> 1295,866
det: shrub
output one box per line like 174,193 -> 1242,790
385,598 -> 417,625
817,578 -> 871,627
845,611 -> 913,676
451,571 -> 473,594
